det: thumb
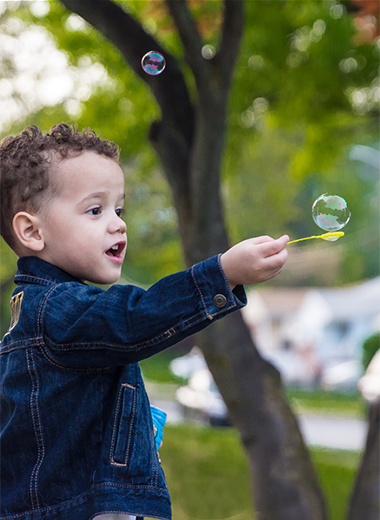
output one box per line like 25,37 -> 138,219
262,235 -> 289,257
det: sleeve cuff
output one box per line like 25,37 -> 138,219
191,254 -> 247,320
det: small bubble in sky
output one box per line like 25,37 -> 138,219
312,193 -> 351,231
141,51 -> 166,75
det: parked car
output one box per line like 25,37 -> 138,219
321,358 -> 363,390
169,346 -> 207,379
175,368 -> 230,426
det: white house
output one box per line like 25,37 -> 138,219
242,277 -> 380,388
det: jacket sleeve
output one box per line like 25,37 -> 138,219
41,255 -> 247,368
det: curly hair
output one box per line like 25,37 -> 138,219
0,123 -> 120,252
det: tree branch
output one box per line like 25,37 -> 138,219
59,0 -> 193,142
217,0 -> 245,88
165,0 -> 210,92
167,0 -> 244,106
59,0 -> 195,214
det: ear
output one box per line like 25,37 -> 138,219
12,212 -> 45,252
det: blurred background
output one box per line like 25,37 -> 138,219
0,1 -> 379,519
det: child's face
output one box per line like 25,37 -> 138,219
38,151 -> 127,284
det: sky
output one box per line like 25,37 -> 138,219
0,0 -> 111,132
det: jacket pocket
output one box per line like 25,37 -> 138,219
110,383 -> 136,465
110,381 -> 156,482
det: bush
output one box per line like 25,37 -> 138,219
362,333 -> 380,370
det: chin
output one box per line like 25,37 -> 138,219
90,279 -> 120,286
79,260 -> 123,284
86,272 -> 121,286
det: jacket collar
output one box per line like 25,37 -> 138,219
14,257 -> 84,286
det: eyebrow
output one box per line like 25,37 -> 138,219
79,192 -> 125,205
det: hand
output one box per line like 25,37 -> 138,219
220,235 -> 289,289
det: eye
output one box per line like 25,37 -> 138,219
115,208 -> 124,217
87,207 -> 101,216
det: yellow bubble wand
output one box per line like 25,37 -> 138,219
287,231 -> 345,244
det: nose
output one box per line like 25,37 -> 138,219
109,212 -> 127,235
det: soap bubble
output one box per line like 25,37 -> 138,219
141,51 -> 166,75
312,194 -> 351,231
201,45 -> 216,59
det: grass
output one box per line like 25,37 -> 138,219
141,353 -> 365,518
311,449 -> 361,520
154,424 -> 254,520
145,423 -> 362,520
286,388 -> 367,419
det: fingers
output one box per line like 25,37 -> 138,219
261,238 -> 288,274
260,235 -> 289,258
250,235 -> 273,245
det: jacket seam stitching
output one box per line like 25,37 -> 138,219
37,285 -> 58,338
2,304 -> 235,357
191,265 -> 212,320
39,343 -> 107,372
216,253 -> 236,300
0,338 -> 40,354
14,275 -> 56,285
124,385 -> 136,465
42,308 -> 234,353
2,281 -> 238,356
26,348 -> 45,510
109,384 -> 137,467
109,385 -> 121,464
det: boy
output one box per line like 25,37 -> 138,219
0,123 -> 289,520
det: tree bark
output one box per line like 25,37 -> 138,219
347,401 -> 380,520
59,1 -> 328,518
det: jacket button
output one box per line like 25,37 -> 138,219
213,294 -> 227,308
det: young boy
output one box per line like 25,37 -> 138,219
0,123 -> 289,520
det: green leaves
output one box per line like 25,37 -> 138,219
1,0 -> 378,285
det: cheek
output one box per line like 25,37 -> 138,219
44,219 -> 66,244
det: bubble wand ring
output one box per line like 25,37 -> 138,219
287,231 -> 345,244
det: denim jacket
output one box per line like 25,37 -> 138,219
1,256 -> 246,520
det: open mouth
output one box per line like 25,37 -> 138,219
105,242 -> 125,259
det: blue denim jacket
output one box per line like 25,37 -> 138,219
1,256 -> 246,520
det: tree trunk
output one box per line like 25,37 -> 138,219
59,1 -> 328,518
196,312 -> 328,519
347,401 -> 380,520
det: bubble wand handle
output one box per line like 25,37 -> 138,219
287,231 -> 345,244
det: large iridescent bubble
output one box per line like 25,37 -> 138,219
312,193 -> 351,231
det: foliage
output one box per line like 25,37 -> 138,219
362,332 -> 380,370
0,239 -> 17,336
224,2 -> 378,248
0,0 -> 176,286
0,2 -> 377,516
0,0 -> 378,288
156,423 -> 361,520
122,165 -> 183,284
